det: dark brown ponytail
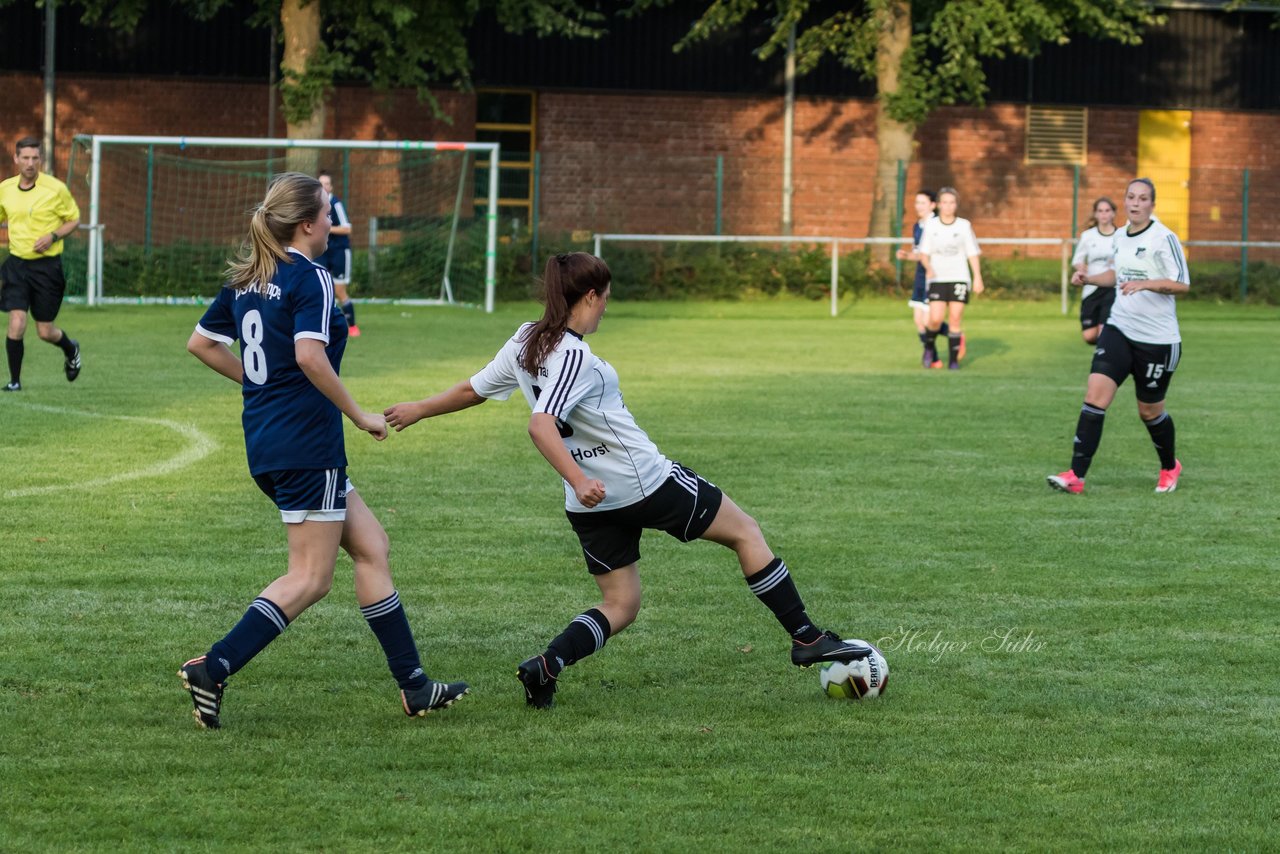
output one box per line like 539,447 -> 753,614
518,252 -> 611,375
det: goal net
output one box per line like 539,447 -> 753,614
65,136 -> 499,310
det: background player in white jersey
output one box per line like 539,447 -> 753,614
918,187 -> 983,370
1048,178 -> 1188,495
896,189 -> 949,367
317,171 -> 358,336
1071,197 -> 1119,345
384,251 -> 873,708
181,172 -> 467,729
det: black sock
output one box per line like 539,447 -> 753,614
361,591 -> 427,690
342,300 -> 356,327
545,608 -> 611,677
6,337 -> 23,383
205,597 -> 289,683
53,332 -> 77,357
917,331 -> 928,346
744,558 -> 821,642
922,329 -> 939,357
1144,412 -> 1177,470
948,333 -> 962,363
1071,403 -> 1107,478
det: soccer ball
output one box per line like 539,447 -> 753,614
818,643 -> 889,699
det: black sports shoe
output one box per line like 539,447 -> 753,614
2,381 -> 20,392
401,679 -> 471,717
790,631 -> 873,668
516,655 -> 558,709
64,340 -> 81,382
178,656 -> 224,729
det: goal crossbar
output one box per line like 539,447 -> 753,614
74,135 -> 501,311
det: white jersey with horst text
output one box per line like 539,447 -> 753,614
469,323 -> 674,512
1108,219 -> 1188,344
1072,226 -> 1117,300
919,217 -> 981,284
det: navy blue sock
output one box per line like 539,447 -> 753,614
545,608 -> 611,677
361,591 -> 427,690
939,321 -> 950,337
206,597 -> 289,682
342,300 -> 356,327
744,558 -> 821,642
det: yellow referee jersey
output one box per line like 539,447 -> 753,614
0,172 -> 80,260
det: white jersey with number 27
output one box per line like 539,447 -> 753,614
470,323 -> 673,512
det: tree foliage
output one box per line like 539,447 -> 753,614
9,0 -> 608,126
634,0 -> 1162,125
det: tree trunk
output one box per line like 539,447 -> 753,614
868,0 -> 916,265
281,0 -> 324,173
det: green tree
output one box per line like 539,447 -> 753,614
635,0 -> 1160,249
12,0 -> 603,153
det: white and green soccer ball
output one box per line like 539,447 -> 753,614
818,643 -> 889,699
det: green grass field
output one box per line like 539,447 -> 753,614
2,297 -> 1277,851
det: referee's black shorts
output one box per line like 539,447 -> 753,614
566,463 -> 724,574
1,255 -> 68,322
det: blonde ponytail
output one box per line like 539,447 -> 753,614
225,172 -> 324,293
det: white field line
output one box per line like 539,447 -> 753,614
4,402 -> 218,498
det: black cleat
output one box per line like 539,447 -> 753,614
401,679 -> 470,717
516,655 -> 558,709
3,381 -> 20,392
178,656 -> 224,729
791,630 -> 873,668
64,340 -> 81,382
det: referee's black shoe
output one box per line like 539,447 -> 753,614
791,631 -> 873,668
178,656 -> 224,730
401,679 -> 471,717
516,655 -> 558,709
64,339 -> 81,382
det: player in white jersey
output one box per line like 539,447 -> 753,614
385,251 -> 874,708
1048,178 -> 1188,495
1071,197 -> 1118,345
918,187 -> 983,369
896,189 -> 949,366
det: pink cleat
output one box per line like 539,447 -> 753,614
1047,470 -> 1084,494
1155,459 -> 1182,494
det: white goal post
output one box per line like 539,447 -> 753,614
74,135 -> 500,312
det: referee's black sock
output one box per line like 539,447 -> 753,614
1071,403 -> 1107,478
744,558 -> 821,643
6,337 -> 23,383
545,608 -> 611,677
52,331 -> 77,357
1143,412 -> 1177,470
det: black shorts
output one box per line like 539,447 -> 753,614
0,255 -> 67,322
1080,288 -> 1116,331
927,281 -> 971,304
1090,325 -> 1182,404
320,246 -> 351,284
565,463 -> 724,574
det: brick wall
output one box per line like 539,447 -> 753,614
4,72 -> 1278,257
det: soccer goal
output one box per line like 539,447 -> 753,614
66,135 -> 500,311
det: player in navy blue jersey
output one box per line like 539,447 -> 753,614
317,171 -> 358,336
180,172 -> 467,729
895,189 -> 948,367
384,252 -> 874,709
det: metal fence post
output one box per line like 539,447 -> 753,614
1240,168 -> 1250,302
715,155 -> 724,236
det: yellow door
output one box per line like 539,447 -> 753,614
1137,110 -> 1191,239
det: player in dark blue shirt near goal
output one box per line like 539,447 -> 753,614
318,170 -> 358,336
181,172 -> 467,729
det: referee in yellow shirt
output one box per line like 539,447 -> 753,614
1,137 -> 82,391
